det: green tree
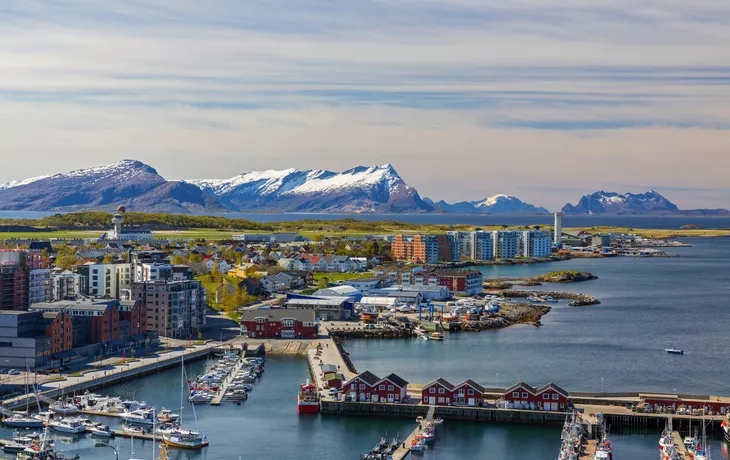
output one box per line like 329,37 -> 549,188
55,255 -> 78,270
317,277 -> 329,289
188,253 -> 203,264
171,254 -> 185,265
102,253 -> 114,264
211,261 -> 221,280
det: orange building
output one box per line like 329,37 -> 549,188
392,234 -> 440,264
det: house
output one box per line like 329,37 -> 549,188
421,378 -> 454,406
205,259 -> 231,274
452,379 -> 485,407
372,373 -> 409,403
535,383 -> 569,411
504,382 -> 537,408
261,275 -> 286,293
228,263 -> 262,279
239,309 -> 318,339
324,373 -> 345,389
341,371 -> 381,402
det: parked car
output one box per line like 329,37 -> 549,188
0,368 -> 8,374
8,369 -> 21,375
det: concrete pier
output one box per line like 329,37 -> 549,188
391,406 -> 436,460
210,356 -> 247,406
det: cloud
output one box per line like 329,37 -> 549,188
0,0 -> 729,210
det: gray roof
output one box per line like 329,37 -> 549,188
239,309 -> 316,323
286,297 -> 351,307
32,300 -> 115,312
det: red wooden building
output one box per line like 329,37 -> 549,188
342,371 -> 381,402
504,381 -> 537,407
453,379 -> 486,407
372,373 -> 409,403
421,378 -> 455,406
536,383 -> 569,411
240,310 -> 318,339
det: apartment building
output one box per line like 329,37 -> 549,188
492,231 -> 521,259
392,234 -> 440,264
76,263 -> 131,298
132,280 -> 206,339
50,270 -> 87,301
448,231 -> 494,261
521,230 -> 553,258
32,300 -> 121,347
29,268 -> 51,306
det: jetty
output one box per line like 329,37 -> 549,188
672,431 -> 691,460
210,355 -> 248,406
391,405 -> 436,460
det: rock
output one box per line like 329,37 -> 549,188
530,271 -> 598,283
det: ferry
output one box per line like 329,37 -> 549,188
297,380 -> 320,414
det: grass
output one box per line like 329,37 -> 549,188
564,226 -> 730,239
312,272 -> 370,282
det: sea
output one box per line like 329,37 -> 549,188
1,232 -> 729,458
2,211 -> 730,230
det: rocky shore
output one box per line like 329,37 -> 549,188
499,290 -> 601,307
460,304 -> 551,331
529,271 -> 598,283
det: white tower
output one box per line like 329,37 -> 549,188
553,212 -> 563,245
111,205 -> 126,240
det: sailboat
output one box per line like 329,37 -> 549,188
694,417 -> 709,460
3,367 -> 44,428
162,355 -> 208,450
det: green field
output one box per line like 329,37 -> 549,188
312,272 -> 371,282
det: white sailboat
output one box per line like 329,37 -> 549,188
162,355 -> 207,450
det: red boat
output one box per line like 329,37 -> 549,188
297,381 -> 319,414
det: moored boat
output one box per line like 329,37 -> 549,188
90,424 -> 113,438
163,429 -> 208,450
429,332 -> 443,341
665,348 -> 684,355
723,415 -> 730,443
297,380 -> 319,414
49,418 -> 86,434
3,412 -> 45,428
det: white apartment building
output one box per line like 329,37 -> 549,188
28,269 -> 51,306
84,263 -> 132,298
50,271 -> 87,301
493,231 -> 521,259
521,230 -> 553,258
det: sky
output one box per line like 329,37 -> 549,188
1,0 -> 729,210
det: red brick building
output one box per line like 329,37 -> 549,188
421,378 -> 455,406
119,299 -> 147,337
372,373 -> 409,403
504,381 -> 537,407
240,309 -> 318,339
43,311 -> 72,355
536,383 -> 569,411
31,300 -> 120,347
342,371 -> 381,402
453,379 -> 486,407
392,234 -> 439,264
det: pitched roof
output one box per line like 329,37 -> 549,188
378,373 -> 408,388
535,383 -> 569,397
423,377 -> 454,391
345,370 -> 380,387
504,381 -> 537,394
454,379 -> 486,393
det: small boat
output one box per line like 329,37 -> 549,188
541,295 -> 558,303
50,418 -> 86,434
3,433 -> 38,454
665,348 -> 684,355
723,414 -> 730,443
430,332 -> 443,341
163,429 -> 208,450
157,408 -> 180,422
2,412 -> 45,428
90,424 -> 114,437
433,418 -> 444,425
123,425 -> 144,435
17,444 -> 79,460
120,408 -> 156,425
409,436 -> 426,452
594,435 -> 612,460
297,380 -> 319,414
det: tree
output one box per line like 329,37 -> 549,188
102,253 -> 114,264
267,265 -> 283,275
317,278 -> 329,289
211,261 -> 221,279
172,254 -> 185,265
188,253 -> 203,264
55,255 -> 78,270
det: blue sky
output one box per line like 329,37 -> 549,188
0,0 -> 729,209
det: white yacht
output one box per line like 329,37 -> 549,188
50,417 -> 86,434
120,408 -> 156,425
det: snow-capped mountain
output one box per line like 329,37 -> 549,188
561,191 -> 679,215
187,164 -> 434,213
0,160 -> 223,213
426,195 -> 549,214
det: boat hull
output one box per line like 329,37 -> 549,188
163,438 -> 208,449
3,420 -> 44,428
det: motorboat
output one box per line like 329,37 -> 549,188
17,444 -> 79,460
90,424 -> 114,437
163,429 -> 207,450
430,332 -> 443,341
3,432 -> 40,454
50,400 -> 78,415
120,408 -> 156,425
527,296 -> 543,303
665,348 -> 684,355
49,417 -> 86,434
3,412 -> 45,428
122,425 -> 144,435
409,436 -> 426,452
594,436 -> 612,460
158,408 -> 180,422
541,295 -> 558,303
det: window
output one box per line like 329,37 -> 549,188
423,396 -> 427,403
521,392 -> 528,399
429,388 -> 435,394
468,389 -> 474,395
543,394 -> 549,400
552,394 -> 559,400
438,388 -> 445,394
512,392 -> 520,398
437,397 -> 444,403
359,384 -> 365,390
379,385 -> 385,390
388,385 -> 394,391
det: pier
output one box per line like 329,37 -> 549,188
578,439 -> 598,459
210,355 -> 247,406
391,405 -> 436,460
672,431 -> 691,460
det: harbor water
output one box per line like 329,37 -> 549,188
1,238 -> 729,459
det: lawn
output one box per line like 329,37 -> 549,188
312,272 -> 371,282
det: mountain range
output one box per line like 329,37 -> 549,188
0,160 -> 726,215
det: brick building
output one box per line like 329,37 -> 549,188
119,299 -> 147,338
392,234 -> 440,264
31,300 -> 120,346
43,311 -> 73,355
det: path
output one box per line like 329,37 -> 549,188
391,406 -> 436,460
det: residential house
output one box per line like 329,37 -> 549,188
535,383 -> 569,411
341,371 -> 381,402
227,263 -> 262,279
452,379 -> 486,407
372,373 -> 409,403
421,378 -> 455,406
504,382 -> 537,408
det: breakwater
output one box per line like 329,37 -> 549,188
500,290 -> 601,306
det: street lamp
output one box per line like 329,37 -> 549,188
96,443 -> 119,460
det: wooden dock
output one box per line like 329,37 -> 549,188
391,406 -> 436,460
579,439 -> 598,459
210,356 -> 247,406
673,431 -> 691,460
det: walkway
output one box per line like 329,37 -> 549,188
391,406 -> 436,460
210,355 -> 247,405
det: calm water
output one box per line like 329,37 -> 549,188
2,210 -> 730,229
3,238 -> 729,459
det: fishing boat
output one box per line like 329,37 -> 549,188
665,348 -> 684,355
594,434 -> 612,460
430,332 -> 443,341
157,408 -> 180,423
90,424 -> 114,438
694,419 -> 709,460
409,436 -> 426,452
297,380 -> 320,414
49,418 -> 86,434
3,432 -> 42,454
17,444 -> 79,460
